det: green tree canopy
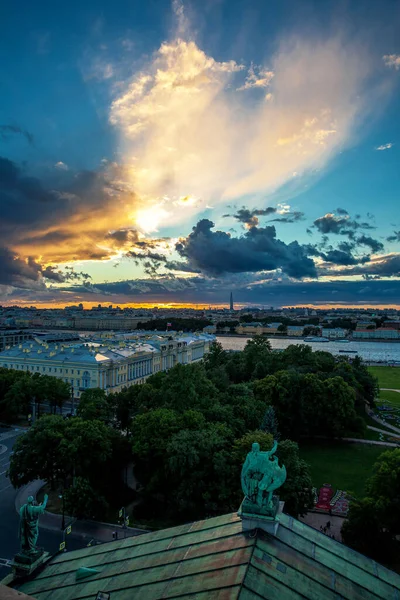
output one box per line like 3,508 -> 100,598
342,449 -> 400,565
77,388 -> 111,422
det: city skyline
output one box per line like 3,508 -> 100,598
1,0 -> 400,308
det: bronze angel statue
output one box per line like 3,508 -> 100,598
241,441 -> 286,510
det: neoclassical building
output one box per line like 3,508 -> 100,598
0,333 -> 215,399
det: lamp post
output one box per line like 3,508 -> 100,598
59,493 -> 65,531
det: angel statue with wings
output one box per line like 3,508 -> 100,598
241,440 -> 286,516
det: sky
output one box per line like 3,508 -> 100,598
1,0 -> 400,308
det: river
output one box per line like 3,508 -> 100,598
217,336 -> 400,365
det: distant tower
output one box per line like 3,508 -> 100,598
230,292 -> 234,311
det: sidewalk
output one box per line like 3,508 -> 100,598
15,480 -> 149,544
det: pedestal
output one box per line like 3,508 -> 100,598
238,497 -> 284,536
10,550 -> 50,578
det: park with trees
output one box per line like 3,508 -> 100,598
4,338 -> 400,570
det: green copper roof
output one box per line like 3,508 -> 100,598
17,512 -> 400,599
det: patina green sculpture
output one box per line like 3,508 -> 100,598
240,441 -> 286,517
19,494 -> 48,556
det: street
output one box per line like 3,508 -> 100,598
0,427 -> 88,581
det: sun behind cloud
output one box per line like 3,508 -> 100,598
109,17 -> 382,230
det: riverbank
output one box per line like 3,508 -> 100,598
216,333 -> 400,343
217,336 -> 400,364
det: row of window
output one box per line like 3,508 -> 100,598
2,363 -> 83,375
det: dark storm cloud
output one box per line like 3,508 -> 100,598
336,208 -> 348,216
0,156 -> 140,263
105,229 -> 140,246
324,253 -> 400,280
0,247 -> 49,288
387,230 -> 400,243
0,156 -> 57,211
305,243 -> 371,267
0,243 -> 92,291
128,251 -> 167,262
173,219 -> 317,278
62,267 -> 91,282
313,213 -> 375,235
349,254 -> 400,277
23,275 -> 400,307
268,211 -> 305,224
337,241 -> 356,253
319,250 -> 359,265
356,235 -> 384,253
226,207 -> 277,228
0,125 -> 34,146
305,245 -> 359,266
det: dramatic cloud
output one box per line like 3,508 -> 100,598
0,125 -> 34,145
375,142 -> 393,151
269,211 -> 305,224
236,64 -> 274,91
0,248 -> 66,289
0,156 -> 143,264
305,244 -> 364,266
173,219 -> 317,278
313,212 -> 375,236
109,24 -> 381,227
343,254 -> 400,278
383,54 -> 400,70
228,207 -> 277,227
387,231 -> 400,243
356,235 -> 384,253
8,274 -> 400,308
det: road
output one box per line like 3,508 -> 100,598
0,427 -> 89,581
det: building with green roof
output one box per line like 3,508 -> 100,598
12,510 -> 400,600
7,440 -> 400,599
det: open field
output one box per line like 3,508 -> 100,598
368,366 -> 400,390
299,441 -> 387,497
378,390 -> 400,407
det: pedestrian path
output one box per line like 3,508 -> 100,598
340,436 -> 399,447
381,388 -> 400,392
368,412 -> 400,435
367,424 -> 400,436
0,431 -> 23,442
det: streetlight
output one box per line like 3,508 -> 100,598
59,493 -> 65,530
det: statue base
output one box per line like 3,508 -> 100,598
11,549 -> 50,578
238,496 -> 284,536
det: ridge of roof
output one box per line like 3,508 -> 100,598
16,511 -> 400,600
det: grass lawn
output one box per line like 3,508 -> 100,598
368,366 -> 400,390
378,390 -> 400,407
299,441 -> 387,497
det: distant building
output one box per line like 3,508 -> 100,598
0,333 -> 215,399
203,324 -> 217,334
236,322 -> 264,335
322,328 -> 348,339
265,323 -> 283,334
287,325 -> 304,337
72,316 -> 149,330
0,330 -> 33,352
353,328 -> 400,340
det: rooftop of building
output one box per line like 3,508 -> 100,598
15,511 -> 400,600
0,333 -> 215,365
